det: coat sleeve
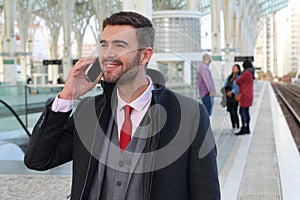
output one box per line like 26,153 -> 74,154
24,99 -> 74,171
188,103 -> 221,200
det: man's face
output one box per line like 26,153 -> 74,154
99,25 -> 142,83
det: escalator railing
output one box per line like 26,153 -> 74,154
0,99 -> 31,137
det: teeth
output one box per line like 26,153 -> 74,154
106,64 -> 119,68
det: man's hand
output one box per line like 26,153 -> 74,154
59,57 -> 102,100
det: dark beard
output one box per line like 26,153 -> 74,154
115,51 -> 142,85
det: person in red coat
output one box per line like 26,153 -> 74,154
235,60 -> 255,135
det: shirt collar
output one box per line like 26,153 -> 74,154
117,76 -> 154,112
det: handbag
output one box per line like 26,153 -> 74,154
235,93 -> 242,102
220,87 -> 227,107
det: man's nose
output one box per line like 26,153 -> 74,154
102,46 -> 118,58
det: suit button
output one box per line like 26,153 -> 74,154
119,161 -> 124,167
116,181 -> 121,186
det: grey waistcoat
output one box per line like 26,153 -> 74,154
88,117 -> 148,200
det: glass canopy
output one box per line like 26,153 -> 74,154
201,0 -> 289,17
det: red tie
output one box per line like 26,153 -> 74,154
120,105 -> 133,152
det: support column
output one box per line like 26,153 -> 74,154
222,0 -> 235,75
123,0 -> 152,19
59,0 -> 74,81
210,0 -> 221,54
2,0 -> 17,85
223,0 -> 234,51
17,9 -> 30,84
187,0 -> 201,11
233,12 -> 238,50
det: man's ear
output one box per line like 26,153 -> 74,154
140,47 -> 153,65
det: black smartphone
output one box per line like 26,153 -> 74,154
85,57 -> 102,82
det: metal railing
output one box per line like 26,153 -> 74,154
0,98 -> 31,137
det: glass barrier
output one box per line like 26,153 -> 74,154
0,84 -> 103,150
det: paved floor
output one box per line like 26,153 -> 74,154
1,81 -> 300,199
0,175 -> 71,200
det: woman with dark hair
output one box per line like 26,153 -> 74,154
235,60 -> 255,135
224,64 -> 241,133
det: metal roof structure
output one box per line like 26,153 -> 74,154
201,0 -> 289,17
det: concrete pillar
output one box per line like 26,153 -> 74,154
210,0 -> 221,54
222,0 -> 237,51
59,0 -> 74,81
222,0 -> 235,75
123,0 -> 152,20
17,10 -> 30,84
2,0 -> 17,85
187,0 -> 201,11
209,0 -> 225,82
26,37 -> 33,77
232,11 -> 238,49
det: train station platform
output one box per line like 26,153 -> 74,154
0,81 -> 300,199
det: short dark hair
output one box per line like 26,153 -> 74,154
102,11 -> 155,49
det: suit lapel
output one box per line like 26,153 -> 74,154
125,106 -> 162,191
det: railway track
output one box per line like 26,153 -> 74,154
272,82 -> 300,153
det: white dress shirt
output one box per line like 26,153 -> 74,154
116,78 -> 154,139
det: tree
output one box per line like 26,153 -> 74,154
91,0 -> 122,42
73,0 -> 94,58
16,0 -> 37,82
34,0 -> 62,83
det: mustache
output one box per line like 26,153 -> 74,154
101,58 -> 123,65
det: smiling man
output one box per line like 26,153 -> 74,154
24,11 -> 220,200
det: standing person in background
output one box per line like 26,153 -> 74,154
56,74 -> 65,92
197,53 -> 216,116
224,64 -> 241,134
57,74 -> 65,84
26,75 -> 33,94
235,60 -> 255,135
26,75 -> 33,84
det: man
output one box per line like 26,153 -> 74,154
197,53 -> 216,116
24,11 -> 220,200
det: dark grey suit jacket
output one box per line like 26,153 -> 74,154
24,81 -> 220,200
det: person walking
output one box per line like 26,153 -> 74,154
24,11 -> 220,199
224,64 -> 241,133
235,60 -> 255,135
26,75 -> 33,94
197,53 -> 216,116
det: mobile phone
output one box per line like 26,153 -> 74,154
85,57 -> 102,82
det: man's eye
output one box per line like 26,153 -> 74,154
116,44 -> 125,48
100,43 -> 108,48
